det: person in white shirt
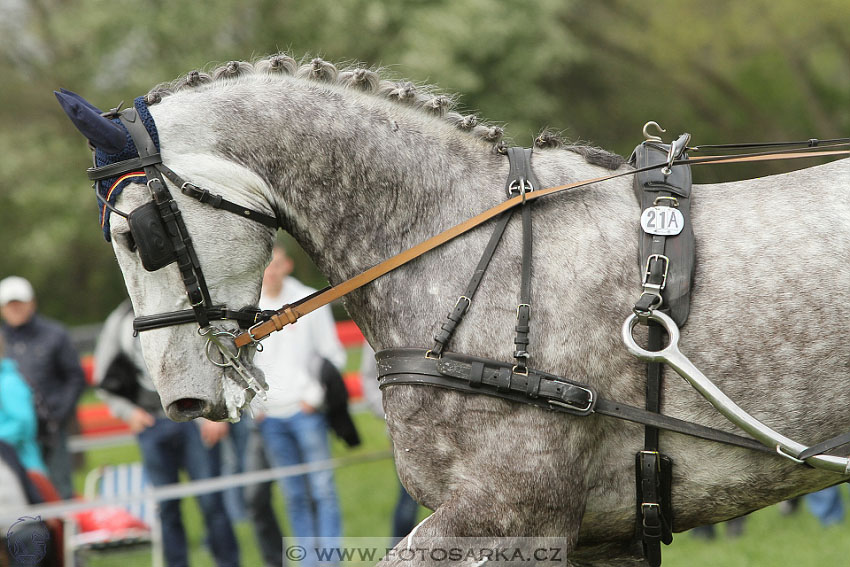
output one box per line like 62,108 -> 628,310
254,246 -> 346,558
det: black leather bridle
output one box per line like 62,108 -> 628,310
87,104 -> 278,397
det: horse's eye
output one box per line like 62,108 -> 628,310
117,232 -> 137,253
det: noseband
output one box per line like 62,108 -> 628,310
87,101 -> 278,400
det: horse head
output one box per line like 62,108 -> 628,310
55,56 -> 512,422
57,89 -> 277,422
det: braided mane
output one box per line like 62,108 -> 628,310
144,54 -> 624,169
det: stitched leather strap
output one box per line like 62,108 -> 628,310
376,348 -> 774,453
234,147 -> 850,348
430,211 -> 514,356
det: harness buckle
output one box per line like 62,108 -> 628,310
642,254 -> 670,291
547,384 -> 595,415
641,502 -> 663,534
516,303 -> 531,319
508,178 -> 534,203
246,320 -> 267,351
454,295 -> 471,312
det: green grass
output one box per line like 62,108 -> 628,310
71,412 -> 850,567
72,411 -> 427,567
664,493 -> 850,567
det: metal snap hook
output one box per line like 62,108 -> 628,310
643,121 -> 666,143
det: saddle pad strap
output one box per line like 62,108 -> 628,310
632,140 -> 695,326
631,138 -> 692,565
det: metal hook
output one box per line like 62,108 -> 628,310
642,121 -> 667,143
100,101 -> 125,119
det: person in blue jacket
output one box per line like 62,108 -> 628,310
0,333 -> 46,474
0,275 -> 85,499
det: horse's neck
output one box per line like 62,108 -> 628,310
169,81 -> 635,350
202,82 -> 514,343
264,94 -> 504,283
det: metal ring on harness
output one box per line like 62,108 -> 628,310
200,326 -> 269,402
508,179 -> 534,203
622,310 -> 680,363
200,326 -> 242,367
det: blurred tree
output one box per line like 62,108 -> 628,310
0,0 -> 848,324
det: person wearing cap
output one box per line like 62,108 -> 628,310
0,276 -> 85,500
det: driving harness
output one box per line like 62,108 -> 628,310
75,94 -> 850,565
377,143 -> 701,566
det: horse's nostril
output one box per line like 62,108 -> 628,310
176,398 -> 201,411
167,398 -> 209,421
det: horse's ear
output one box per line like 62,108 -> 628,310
58,88 -> 104,114
54,90 -> 126,154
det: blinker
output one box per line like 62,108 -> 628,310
127,201 -> 178,271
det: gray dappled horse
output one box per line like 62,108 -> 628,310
59,55 -> 850,565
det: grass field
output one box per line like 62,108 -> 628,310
70,411 -> 850,567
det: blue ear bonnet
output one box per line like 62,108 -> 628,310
95,96 -> 160,241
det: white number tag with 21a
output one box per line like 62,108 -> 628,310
640,206 -> 685,236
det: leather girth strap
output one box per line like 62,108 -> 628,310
630,139 -> 695,566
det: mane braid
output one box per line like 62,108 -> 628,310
144,53 -> 622,166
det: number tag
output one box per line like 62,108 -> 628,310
640,206 -> 685,236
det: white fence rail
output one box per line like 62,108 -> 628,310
1,450 -> 392,525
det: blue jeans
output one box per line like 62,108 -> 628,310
259,412 -> 341,552
207,416 -> 251,521
392,483 -> 419,539
806,486 -> 844,526
40,423 -> 73,500
137,418 -> 240,567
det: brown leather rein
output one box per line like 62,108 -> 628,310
234,145 -> 850,348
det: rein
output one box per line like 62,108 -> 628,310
234,143 -> 850,348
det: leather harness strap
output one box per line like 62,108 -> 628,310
377,348 -> 774,453
505,147 -> 540,373
631,138 -> 695,566
430,211 -> 513,357
234,146 -> 850,348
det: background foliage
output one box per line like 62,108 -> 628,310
2,0 -> 849,324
